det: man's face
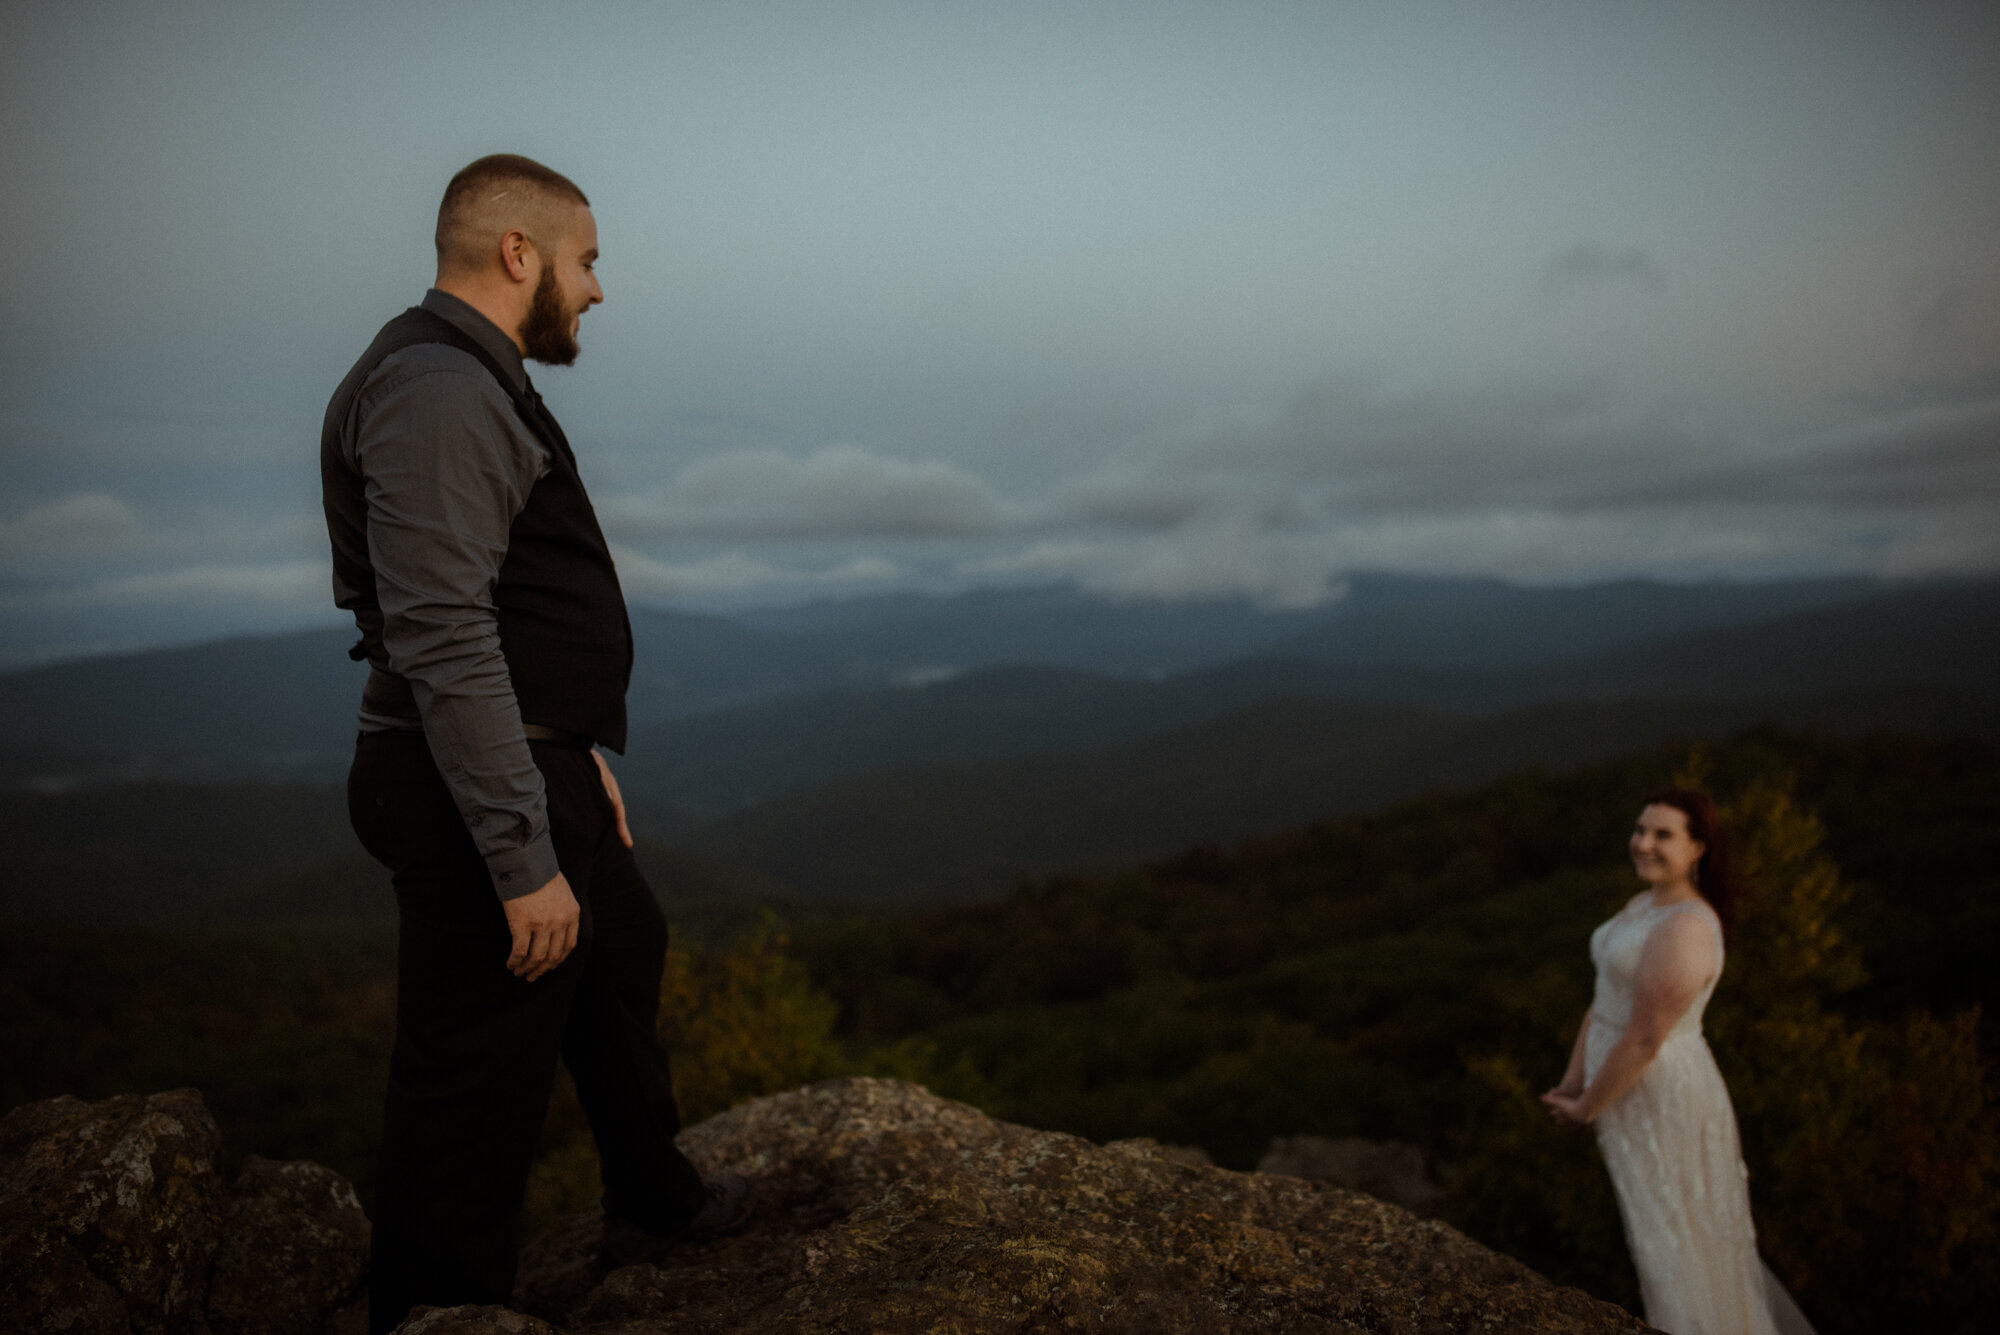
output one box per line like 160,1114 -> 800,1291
519,204 -> 603,366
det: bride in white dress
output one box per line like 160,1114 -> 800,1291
1539,790 -> 1815,1335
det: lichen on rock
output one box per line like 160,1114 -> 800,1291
1,1088 -> 368,1335
0,1088 -> 224,1334
5,1080 -> 1651,1334
1258,1134 -> 1444,1218
207,1154 -> 371,1335
515,1077 -> 1651,1334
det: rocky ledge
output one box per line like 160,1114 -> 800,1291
3,1079 -> 1650,1334
0,1087 -> 369,1334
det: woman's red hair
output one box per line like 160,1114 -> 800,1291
1641,788 -> 1740,937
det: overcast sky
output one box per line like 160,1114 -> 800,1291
2,0 -> 1997,663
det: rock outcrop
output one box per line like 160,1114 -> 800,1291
206,1155 -> 371,1335
1257,1134 -> 1444,1218
4,1080 -> 1648,1334
512,1078 -> 1647,1334
395,1307 -> 564,1335
0,1088 -> 368,1335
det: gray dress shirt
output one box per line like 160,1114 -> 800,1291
334,288 -> 562,900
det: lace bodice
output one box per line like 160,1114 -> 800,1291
1587,891 -> 1722,1057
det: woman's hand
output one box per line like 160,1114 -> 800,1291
1557,912 -> 1718,1124
1540,1088 -> 1591,1129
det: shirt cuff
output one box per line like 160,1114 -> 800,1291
486,834 -> 563,902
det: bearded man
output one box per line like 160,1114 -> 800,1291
322,154 -> 748,1335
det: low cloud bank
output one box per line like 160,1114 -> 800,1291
604,445 -> 1007,540
965,372 -> 2000,603
2,372 -> 1993,627
0,493 -> 143,561
1055,375 -> 2000,526
82,560 -> 332,607
610,547 -> 902,599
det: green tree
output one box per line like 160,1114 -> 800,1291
523,912 -> 844,1235
1707,775 -> 1997,1330
656,910 -> 843,1124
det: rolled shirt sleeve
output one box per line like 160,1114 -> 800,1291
351,346 -> 562,900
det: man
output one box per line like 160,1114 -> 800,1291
322,155 -> 748,1335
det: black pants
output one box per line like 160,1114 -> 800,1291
349,730 -> 706,1335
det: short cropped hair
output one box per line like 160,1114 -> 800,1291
435,154 -> 590,269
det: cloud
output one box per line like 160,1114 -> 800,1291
23,372 -> 1984,629
1055,375 -> 1704,527
1052,373 -> 2000,528
603,445 -> 1008,540
967,524 -> 1352,608
0,494 -> 329,579
0,496 -> 337,615
76,559 -> 332,608
0,493 -> 143,560
1720,393 -> 2000,506
954,371 -> 2000,602
966,497 -> 2000,604
611,546 -> 902,599
1542,242 -> 1665,292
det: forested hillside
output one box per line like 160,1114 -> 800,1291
679,688 -> 1997,900
4,726 -> 1993,1329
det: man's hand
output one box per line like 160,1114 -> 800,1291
593,749 -> 634,849
503,873 -> 580,981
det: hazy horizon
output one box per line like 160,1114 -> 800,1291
0,564 -> 1971,674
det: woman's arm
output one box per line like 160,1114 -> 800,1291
1549,1005 -> 1593,1098
1543,914 -> 1716,1126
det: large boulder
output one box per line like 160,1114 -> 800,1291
395,1306 -> 564,1334
6,1082 -> 1649,1333
0,1088 -> 224,1334
517,1077 -> 1649,1334
0,1089 -> 368,1335
206,1155 -> 371,1335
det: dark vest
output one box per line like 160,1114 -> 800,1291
321,307 -> 634,751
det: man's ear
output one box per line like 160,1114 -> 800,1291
499,228 -> 538,284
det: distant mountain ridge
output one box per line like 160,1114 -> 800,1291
675,685 -> 1995,903
1268,572 -> 1875,668
616,580 -> 1999,819
0,575 -> 1990,797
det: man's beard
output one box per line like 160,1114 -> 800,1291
519,267 -> 580,366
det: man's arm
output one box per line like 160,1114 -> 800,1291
352,349 -> 577,978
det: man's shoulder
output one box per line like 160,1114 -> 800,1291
365,341 -> 505,391
357,342 -> 513,417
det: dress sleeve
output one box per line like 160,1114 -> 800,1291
352,355 -> 561,901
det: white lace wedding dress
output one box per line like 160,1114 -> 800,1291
1585,893 -> 1816,1335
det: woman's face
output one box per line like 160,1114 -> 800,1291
1630,803 -> 1706,890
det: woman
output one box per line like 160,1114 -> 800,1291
1540,790 -> 1814,1335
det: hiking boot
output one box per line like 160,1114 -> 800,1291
678,1172 -> 753,1241
598,1174 -> 754,1269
